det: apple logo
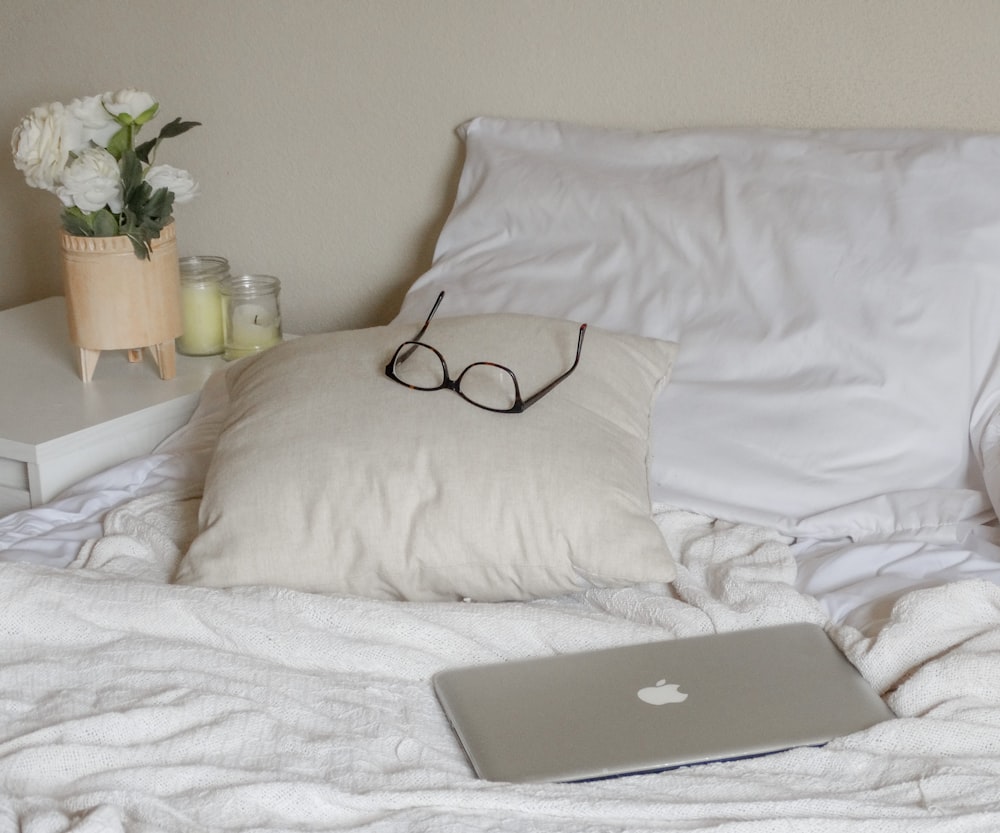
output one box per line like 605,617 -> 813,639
637,679 -> 688,705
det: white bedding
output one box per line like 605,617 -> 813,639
2,373 -> 1000,829
3,481 -> 1000,830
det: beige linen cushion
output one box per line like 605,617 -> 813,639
175,313 -> 677,601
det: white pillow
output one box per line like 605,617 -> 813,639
397,117 -> 1000,541
176,312 -> 677,601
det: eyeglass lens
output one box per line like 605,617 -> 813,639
393,343 -> 445,389
456,363 -> 518,411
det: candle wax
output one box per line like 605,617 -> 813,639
225,301 -> 281,360
178,282 -> 224,355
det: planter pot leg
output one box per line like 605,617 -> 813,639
79,348 -> 101,383
149,341 -> 177,380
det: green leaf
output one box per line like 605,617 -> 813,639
135,117 -> 201,164
117,148 -> 176,259
127,233 -> 151,260
91,208 -> 120,237
60,207 -> 95,236
119,150 -> 144,207
104,124 -> 132,161
157,117 -> 201,139
134,137 -> 156,164
133,102 -> 160,127
142,186 -> 175,227
61,206 -> 123,241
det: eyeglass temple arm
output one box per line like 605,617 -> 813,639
521,323 -> 587,409
395,290 -> 446,365
414,291 -> 445,341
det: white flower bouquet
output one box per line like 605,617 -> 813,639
11,89 -> 199,259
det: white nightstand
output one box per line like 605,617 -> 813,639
0,296 -> 225,515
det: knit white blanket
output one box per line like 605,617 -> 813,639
1,493 -> 999,832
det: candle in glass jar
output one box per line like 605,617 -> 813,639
177,255 -> 229,356
220,274 -> 283,360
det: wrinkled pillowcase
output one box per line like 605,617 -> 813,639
175,313 -> 677,601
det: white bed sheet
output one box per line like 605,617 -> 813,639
0,371 -> 226,570
3,474 -> 1000,830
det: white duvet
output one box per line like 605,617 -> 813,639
3,486 -> 1000,832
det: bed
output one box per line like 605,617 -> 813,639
3,117 -> 1000,831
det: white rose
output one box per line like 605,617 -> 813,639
67,93 -> 119,149
102,88 -> 158,125
56,147 -> 123,213
145,165 -> 198,204
10,101 -> 84,192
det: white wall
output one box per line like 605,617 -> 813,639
4,0 -> 999,332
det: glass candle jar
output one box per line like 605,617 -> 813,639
219,274 -> 283,361
177,255 -> 230,356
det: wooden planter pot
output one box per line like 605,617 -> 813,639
60,222 -> 183,381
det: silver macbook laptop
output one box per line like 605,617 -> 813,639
433,622 -> 894,783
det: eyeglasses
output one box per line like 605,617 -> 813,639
384,291 -> 587,413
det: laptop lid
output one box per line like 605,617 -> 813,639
433,622 -> 894,783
